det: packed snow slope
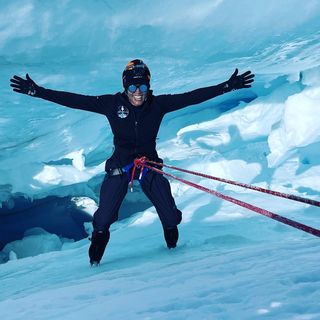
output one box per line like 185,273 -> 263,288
0,0 -> 320,319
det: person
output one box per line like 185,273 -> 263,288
10,59 -> 255,265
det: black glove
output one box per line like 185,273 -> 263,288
224,68 -> 255,92
10,74 -> 40,96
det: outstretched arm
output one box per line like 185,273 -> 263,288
10,74 -> 109,115
158,69 -> 255,113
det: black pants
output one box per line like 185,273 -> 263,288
93,170 -> 182,231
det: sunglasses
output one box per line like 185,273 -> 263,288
127,84 -> 148,93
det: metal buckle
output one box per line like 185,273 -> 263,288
108,168 -> 123,176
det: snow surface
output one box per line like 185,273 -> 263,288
1,0 -> 320,319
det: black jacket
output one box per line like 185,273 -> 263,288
36,82 -> 229,170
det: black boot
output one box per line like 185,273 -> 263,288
88,230 -> 110,266
164,226 -> 179,249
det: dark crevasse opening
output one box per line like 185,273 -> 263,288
0,195 -> 93,251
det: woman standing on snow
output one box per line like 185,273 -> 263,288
10,59 -> 254,265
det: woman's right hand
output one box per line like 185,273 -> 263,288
10,74 -> 39,96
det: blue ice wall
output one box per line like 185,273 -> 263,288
1,0 -> 320,247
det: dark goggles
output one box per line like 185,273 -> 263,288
127,84 -> 148,93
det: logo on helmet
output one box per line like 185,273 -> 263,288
117,105 -> 129,119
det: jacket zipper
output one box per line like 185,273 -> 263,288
133,111 -> 138,155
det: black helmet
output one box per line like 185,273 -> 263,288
122,59 -> 151,89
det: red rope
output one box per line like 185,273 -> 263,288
133,157 -> 320,238
146,160 -> 320,207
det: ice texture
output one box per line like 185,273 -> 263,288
0,0 -> 320,319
